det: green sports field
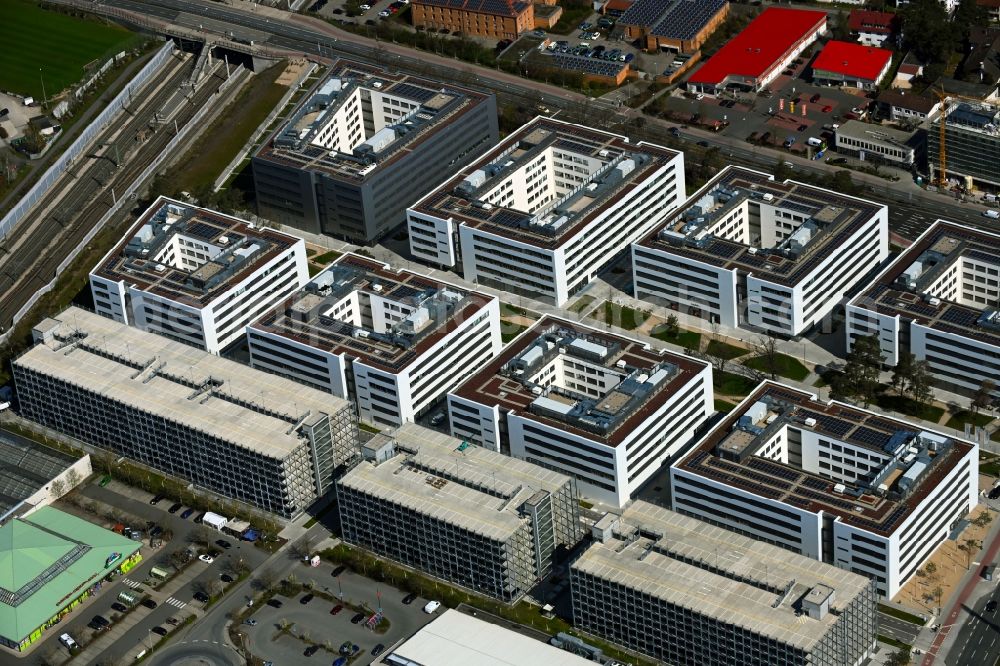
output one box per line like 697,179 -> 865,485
0,0 -> 136,100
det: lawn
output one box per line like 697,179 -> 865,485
877,604 -> 925,626
714,399 -> 736,413
744,353 -> 810,381
569,295 -> 595,314
501,321 -> 529,343
500,302 -> 538,319
312,250 -> 343,265
714,370 -> 757,396
601,301 -> 647,331
650,326 -> 701,350
945,410 -> 994,431
547,0 -> 595,34
705,340 -> 746,361
982,453 -> 1000,477
0,0 -> 137,99
874,393 -> 945,423
169,62 -> 288,193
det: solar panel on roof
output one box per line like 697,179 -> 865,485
802,476 -> 828,491
186,222 -> 220,241
389,82 -> 439,103
849,426 -> 891,449
940,306 -> 979,327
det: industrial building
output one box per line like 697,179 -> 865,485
846,221 -> 1000,398
571,502 -> 878,666
447,317 -> 713,507
631,166 -> 888,337
410,0 -> 538,40
89,197 -> 308,354
834,121 -> 920,168
0,507 -> 142,652
407,116 -> 684,305
812,41 -> 893,91
336,424 -> 583,602
385,610 -> 596,665
927,98 -> 1000,190
13,308 -> 359,519
670,381 -> 979,598
617,0 -> 730,54
247,253 -> 501,427
0,437 -> 91,524
687,7 -> 827,94
252,60 -> 498,243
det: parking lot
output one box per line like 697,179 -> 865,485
241,559 -> 437,665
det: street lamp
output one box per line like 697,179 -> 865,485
39,68 -> 47,107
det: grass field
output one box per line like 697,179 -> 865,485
0,0 -> 136,99
744,353 -> 810,381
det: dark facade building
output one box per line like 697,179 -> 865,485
252,60 -> 498,244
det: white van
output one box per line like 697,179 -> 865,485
806,137 -> 823,147
59,633 -> 78,650
423,600 -> 441,614
983,209 -> 1000,219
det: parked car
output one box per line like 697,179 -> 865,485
149,494 -> 165,505
423,600 -> 441,614
141,598 -> 157,609
99,475 -> 112,487
152,626 -> 168,636
810,93 -> 821,103
402,593 -> 418,605
304,645 -> 320,657
372,644 -> 386,657
180,508 -> 194,520
300,593 -> 314,605
244,618 -> 258,626
332,565 -> 347,577
267,598 -> 283,608
194,591 -> 210,603
166,617 -> 179,625
149,525 -> 163,538
88,615 -> 110,631
987,600 -> 998,613
111,602 -> 128,613
822,105 -> 833,113
167,503 -> 183,514
333,659 -> 347,666
330,604 -> 344,615
340,641 -> 353,655
378,9 -> 390,17
350,612 -> 365,624
215,539 -> 232,549
59,633 -> 78,650
797,124 -> 808,132
221,574 -> 234,583
199,554 -> 214,563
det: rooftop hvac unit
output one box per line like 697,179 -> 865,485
218,236 -> 230,245
615,359 -> 627,369
804,417 -> 817,427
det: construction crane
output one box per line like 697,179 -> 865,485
931,88 -> 998,189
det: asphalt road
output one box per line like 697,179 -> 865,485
947,583 -> 1000,666
878,613 -> 923,647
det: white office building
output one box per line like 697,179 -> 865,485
670,381 -> 979,598
407,116 -> 685,305
448,317 -> 713,508
89,197 -> 308,354
631,166 -> 888,337
248,253 -> 501,428
846,221 -> 1000,398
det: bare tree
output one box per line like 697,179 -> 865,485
187,526 -> 213,548
957,538 -> 982,569
254,568 -> 280,592
750,334 -> 781,380
972,379 -> 996,416
290,535 -> 316,560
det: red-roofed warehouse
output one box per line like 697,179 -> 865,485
687,7 -> 827,94
812,40 -> 893,91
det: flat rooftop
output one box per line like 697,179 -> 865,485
936,99 -> 1000,137
250,253 -> 494,372
674,382 -> 975,537
0,438 -> 79,518
0,506 -> 140,644
388,609 -> 593,666
850,221 -> 1000,348
412,117 -> 679,250
92,197 -> 299,307
573,501 -> 871,652
688,7 -> 827,85
636,166 -> 885,287
16,308 -> 349,459
451,316 -> 707,447
339,423 -> 571,542
255,60 -> 491,182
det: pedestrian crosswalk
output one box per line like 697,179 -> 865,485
165,597 -> 186,609
122,578 -> 143,589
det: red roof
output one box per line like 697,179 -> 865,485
847,10 -> 897,34
603,0 -> 633,12
689,8 -> 828,85
813,40 -> 892,82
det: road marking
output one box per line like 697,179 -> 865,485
122,577 -> 143,589
166,597 -> 187,608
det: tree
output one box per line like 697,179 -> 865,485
954,0 -> 989,44
932,585 -> 944,609
907,360 -> 934,411
900,0 -> 960,66
187,526 -> 213,548
750,334 -> 781,381
831,11 -> 851,41
972,379 -> 996,416
891,352 -> 915,396
924,561 -> 938,580
254,568 -> 279,592
972,511 -> 993,529
663,314 -> 680,338
957,538 -> 982,569
290,535 -> 316,561
886,649 -> 911,666
842,334 -> 884,405
168,550 -> 188,571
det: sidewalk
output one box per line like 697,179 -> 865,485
919,505 -> 1000,663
